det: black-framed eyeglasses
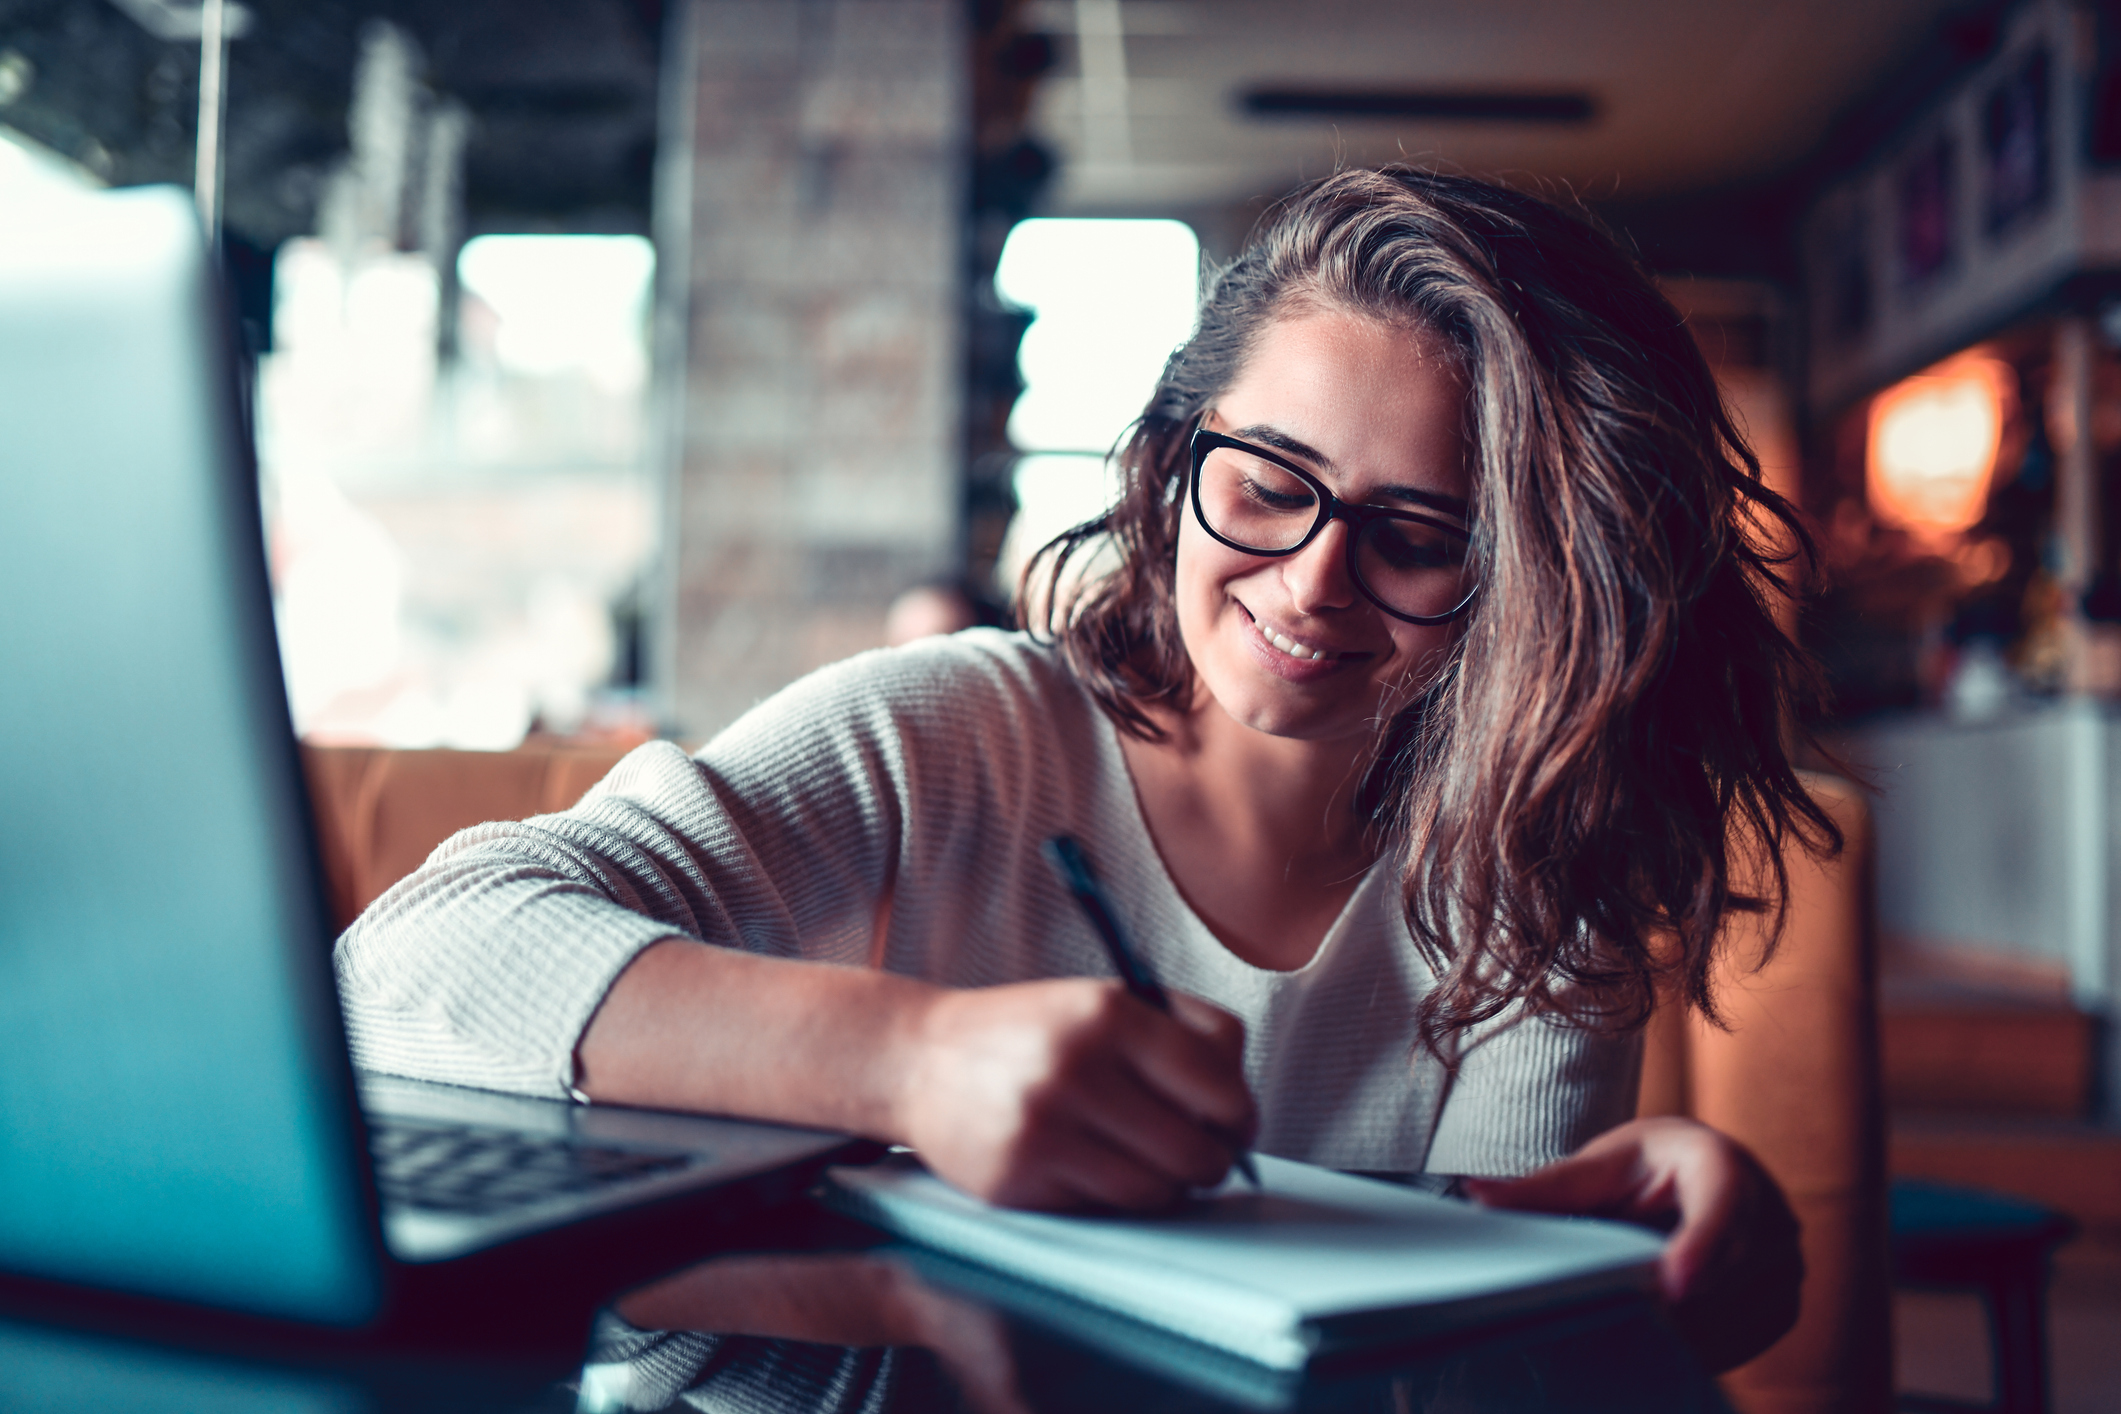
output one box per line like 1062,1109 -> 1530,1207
1188,429 -> 1479,626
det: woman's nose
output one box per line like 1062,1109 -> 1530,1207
1283,517 -> 1359,614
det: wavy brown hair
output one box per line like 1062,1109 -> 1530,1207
1026,167 -> 1840,1039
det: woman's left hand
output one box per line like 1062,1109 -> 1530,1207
1462,1115 -> 1803,1374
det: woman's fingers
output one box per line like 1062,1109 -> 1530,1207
1461,1139 -> 1652,1224
1467,1117 -> 1804,1374
1046,987 -> 1255,1203
1165,989 -> 1249,1059
898,978 -> 1255,1212
1041,1116 -> 1205,1211
977,1088 -> 1218,1212
1131,990 -> 1258,1142
1657,1134 -> 1805,1371
1073,1053 -> 1240,1191
1467,1119 -> 1739,1300
1653,1129 -> 1747,1301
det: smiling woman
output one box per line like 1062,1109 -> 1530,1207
337,167 -> 1829,1375
1035,169 -> 1838,1043
1184,320 -> 1473,699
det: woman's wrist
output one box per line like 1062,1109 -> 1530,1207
857,966 -> 951,1147
575,937 -> 952,1142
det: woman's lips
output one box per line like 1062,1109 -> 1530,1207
1238,605 -> 1366,681
1260,622 -> 1332,661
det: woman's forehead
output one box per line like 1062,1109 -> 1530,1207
1211,312 -> 1471,500
1223,312 -> 1463,414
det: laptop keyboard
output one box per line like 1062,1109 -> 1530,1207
369,1118 -> 699,1217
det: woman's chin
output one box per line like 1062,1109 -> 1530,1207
1175,598 -> 1396,744
1201,657 -> 1379,743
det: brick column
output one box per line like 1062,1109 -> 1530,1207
654,0 -> 966,738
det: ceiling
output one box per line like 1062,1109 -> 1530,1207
0,0 -> 662,246
1,0 -> 1995,266
1024,0 -> 1985,218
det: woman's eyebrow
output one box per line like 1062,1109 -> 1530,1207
1230,423 -> 1468,520
1373,484 -> 1470,519
1229,423 -> 1334,470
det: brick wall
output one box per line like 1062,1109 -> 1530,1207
656,0 -> 966,737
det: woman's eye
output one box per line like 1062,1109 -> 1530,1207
1370,521 -> 1462,569
1239,476 -> 1313,512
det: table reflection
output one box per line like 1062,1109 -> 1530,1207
576,1237 -> 1728,1414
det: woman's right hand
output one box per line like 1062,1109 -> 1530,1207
892,978 -> 1256,1212
577,942 -> 1254,1213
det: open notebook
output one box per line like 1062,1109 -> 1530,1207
823,1153 -> 1666,1371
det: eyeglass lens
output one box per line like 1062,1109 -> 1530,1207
1195,442 -> 1473,621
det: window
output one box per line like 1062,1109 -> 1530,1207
992,218 -> 1199,595
258,234 -> 657,748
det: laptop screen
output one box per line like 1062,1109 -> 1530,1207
0,187 -> 383,1323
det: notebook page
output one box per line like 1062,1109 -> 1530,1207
824,1153 -> 1664,1366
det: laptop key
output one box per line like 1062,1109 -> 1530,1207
368,1119 -> 698,1217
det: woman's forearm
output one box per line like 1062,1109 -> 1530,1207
572,937 -> 940,1142
570,937 -> 1258,1213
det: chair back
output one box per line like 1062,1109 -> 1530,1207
1639,773 -> 1891,1414
301,743 -> 630,930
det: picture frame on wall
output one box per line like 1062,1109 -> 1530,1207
1984,45 -> 2052,239
1898,131 -> 1957,289
1823,199 -> 1872,345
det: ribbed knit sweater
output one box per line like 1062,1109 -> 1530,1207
334,630 -> 1640,1177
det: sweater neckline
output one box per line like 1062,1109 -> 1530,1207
1087,697 -> 1382,983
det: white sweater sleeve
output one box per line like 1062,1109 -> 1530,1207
1423,1011 -> 1644,1177
332,641 -> 973,1097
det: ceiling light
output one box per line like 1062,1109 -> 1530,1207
1867,353 -> 2015,544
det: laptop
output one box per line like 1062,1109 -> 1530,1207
0,184 -> 863,1343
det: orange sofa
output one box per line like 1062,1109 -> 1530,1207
302,744 -> 1889,1413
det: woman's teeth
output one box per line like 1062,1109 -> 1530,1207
1265,627 -> 1329,661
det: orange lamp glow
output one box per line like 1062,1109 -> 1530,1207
1866,354 -> 2014,543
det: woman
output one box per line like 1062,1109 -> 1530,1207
337,169 -> 1828,1370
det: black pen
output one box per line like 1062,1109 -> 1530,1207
1042,835 -> 1263,1189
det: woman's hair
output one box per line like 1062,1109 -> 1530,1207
1025,166 -> 1841,1040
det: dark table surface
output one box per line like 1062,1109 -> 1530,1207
3,1200 -> 1727,1414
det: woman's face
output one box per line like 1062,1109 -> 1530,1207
1175,308 -> 1472,745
